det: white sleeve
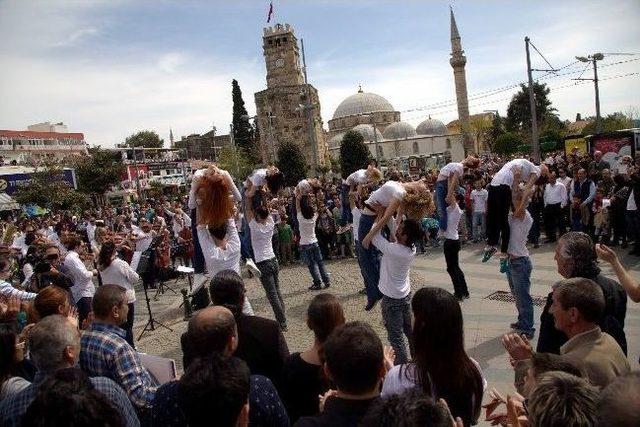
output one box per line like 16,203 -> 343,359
372,232 -> 390,254
227,219 -> 241,252
196,226 -> 214,258
119,259 -> 140,284
222,170 -> 242,202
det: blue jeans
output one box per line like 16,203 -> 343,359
506,256 -> 534,334
300,243 -> 330,286
358,213 -> 382,305
472,212 -> 486,241
381,294 -> 413,365
435,180 -> 448,231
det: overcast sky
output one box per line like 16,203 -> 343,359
1,0 -> 639,146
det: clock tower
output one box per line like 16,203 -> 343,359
254,23 -> 327,168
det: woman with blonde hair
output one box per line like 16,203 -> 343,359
360,178 -> 434,311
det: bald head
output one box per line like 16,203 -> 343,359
182,306 -> 237,367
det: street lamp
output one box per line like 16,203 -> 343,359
575,53 -> 605,134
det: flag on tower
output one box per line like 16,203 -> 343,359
267,1 -> 274,23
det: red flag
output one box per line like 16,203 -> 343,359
267,1 -> 273,23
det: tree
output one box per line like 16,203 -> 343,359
493,132 -> 524,155
339,130 -> 371,179
122,130 -> 164,148
14,166 -> 91,212
506,82 -> 557,136
581,112 -> 633,135
276,140 -> 308,187
232,79 -> 254,156
487,112 -> 505,151
217,146 -> 255,180
469,114 -> 492,153
75,147 -> 125,199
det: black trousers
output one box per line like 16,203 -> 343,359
487,184 -> 512,253
444,239 -> 468,297
543,203 -> 562,242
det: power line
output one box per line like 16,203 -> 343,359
529,41 -> 557,72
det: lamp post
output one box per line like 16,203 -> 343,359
575,53 -> 604,134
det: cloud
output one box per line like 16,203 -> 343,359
52,28 -> 99,47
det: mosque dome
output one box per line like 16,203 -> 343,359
382,121 -> 417,140
333,88 -> 395,119
351,124 -> 384,142
416,117 -> 448,136
328,132 -> 345,149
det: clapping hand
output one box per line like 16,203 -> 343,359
438,398 -> 464,427
596,244 -> 617,265
383,345 -> 396,372
318,389 -> 338,413
502,333 -> 533,362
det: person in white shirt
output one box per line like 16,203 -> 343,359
0,257 -> 36,301
568,168 -> 596,233
543,171 -> 567,243
506,187 -> 535,338
98,241 -> 140,347
372,218 -> 421,365
470,179 -> 488,243
246,192 -> 286,330
359,180 -> 434,311
443,192 -> 469,300
62,235 -> 97,325
435,156 -> 480,233
345,164 -> 383,191
484,158 -> 548,264
130,220 -> 156,290
245,166 -> 285,199
295,187 -> 331,291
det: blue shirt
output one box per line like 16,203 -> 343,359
0,372 -> 139,427
80,322 -> 158,410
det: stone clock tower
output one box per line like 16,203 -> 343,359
254,23 -> 327,168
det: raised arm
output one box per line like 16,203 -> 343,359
513,187 -> 533,219
597,244 -> 640,302
362,198 -> 402,249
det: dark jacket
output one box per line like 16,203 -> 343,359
294,396 -> 380,427
537,274 -> 627,355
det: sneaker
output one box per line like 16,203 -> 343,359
280,323 -> 288,332
245,259 -> 261,278
499,258 -> 509,274
308,284 -> 322,291
364,299 -> 379,311
482,247 -> 497,262
324,282 -> 331,289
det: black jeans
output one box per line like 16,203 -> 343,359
543,203 -> 562,241
256,258 -> 286,327
487,185 -> 512,253
444,239 -> 468,297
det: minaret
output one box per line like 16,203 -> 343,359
449,7 -> 473,153
169,128 -> 174,147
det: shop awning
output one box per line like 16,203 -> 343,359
0,192 -> 20,211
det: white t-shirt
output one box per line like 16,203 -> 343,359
297,212 -> 318,246
197,218 -> 241,276
627,191 -> 637,211
470,189 -> 488,213
296,179 -> 313,194
491,159 -> 541,187
372,233 -> 415,299
249,168 -> 267,187
135,231 -> 153,252
444,204 -> 463,240
507,211 -> 533,258
437,162 -> 464,182
352,207 -> 362,242
188,168 -> 241,210
249,217 -> 276,263
365,181 -> 406,208
346,169 -> 367,186
100,258 -> 139,303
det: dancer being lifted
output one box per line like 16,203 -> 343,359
483,158 -> 549,267
360,178 -> 434,311
435,156 -> 480,233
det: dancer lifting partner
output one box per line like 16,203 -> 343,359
435,156 -> 480,233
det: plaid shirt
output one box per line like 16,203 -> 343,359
0,372 -> 140,427
80,322 -> 158,410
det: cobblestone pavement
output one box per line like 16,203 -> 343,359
133,241 -> 640,424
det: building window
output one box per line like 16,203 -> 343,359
413,141 -> 419,154
377,146 -> 383,158
446,138 -> 451,149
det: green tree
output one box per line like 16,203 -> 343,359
487,112 -> 505,151
493,132 -> 524,155
122,130 -> 164,148
217,146 -> 255,180
506,82 -> 557,136
581,112 -> 633,135
276,140 -> 308,187
339,130 -> 371,179
470,114 -> 492,153
14,166 -> 91,212
75,147 -> 125,198
232,79 -> 254,156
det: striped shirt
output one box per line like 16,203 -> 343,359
0,280 -> 36,301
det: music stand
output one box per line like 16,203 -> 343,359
138,279 -> 173,341
144,234 -> 178,298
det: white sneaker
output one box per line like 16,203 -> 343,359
245,258 -> 261,278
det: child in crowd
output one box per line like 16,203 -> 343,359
470,179 -> 488,243
277,216 -> 293,265
593,189 -> 610,244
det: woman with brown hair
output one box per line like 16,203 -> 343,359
280,293 -> 345,423
32,285 -> 72,320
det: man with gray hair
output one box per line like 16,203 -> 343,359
537,232 -> 627,354
0,315 -> 139,427
597,372 -> 640,427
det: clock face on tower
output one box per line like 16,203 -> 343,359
275,58 -> 285,68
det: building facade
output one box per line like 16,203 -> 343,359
0,129 -> 88,165
173,130 -> 230,161
254,23 -> 327,168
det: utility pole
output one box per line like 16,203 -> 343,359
525,37 -> 540,163
300,38 -> 319,174
575,53 -> 604,134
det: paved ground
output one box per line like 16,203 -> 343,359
133,241 -> 640,424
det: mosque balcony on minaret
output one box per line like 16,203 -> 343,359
450,55 -> 467,68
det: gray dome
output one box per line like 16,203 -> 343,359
416,117 -> 448,136
382,121 -> 417,140
351,124 -> 384,142
328,132 -> 345,149
333,90 -> 395,119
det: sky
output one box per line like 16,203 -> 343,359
0,0 -> 639,147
